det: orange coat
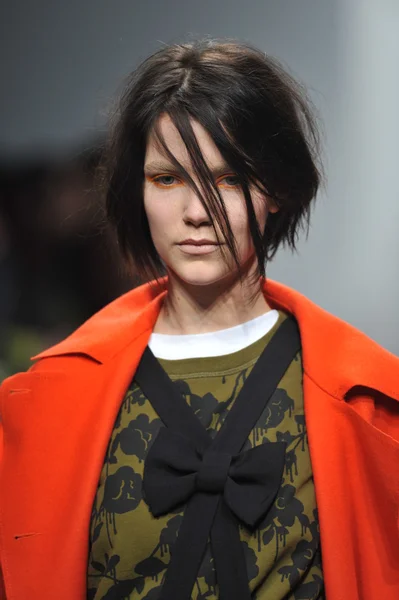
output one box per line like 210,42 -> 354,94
1,278 -> 399,600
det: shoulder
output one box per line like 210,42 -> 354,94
0,279 -> 167,393
264,279 -> 399,401
30,279 -> 168,366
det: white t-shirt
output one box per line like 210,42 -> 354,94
148,310 -> 279,360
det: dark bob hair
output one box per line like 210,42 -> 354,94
102,38 -> 322,282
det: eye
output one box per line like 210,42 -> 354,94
150,174 -> 182,187
217,174 -> 240,188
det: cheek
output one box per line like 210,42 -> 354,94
144,190 -> 173,232
146,204 -> 167,230
227,192 -> 268,238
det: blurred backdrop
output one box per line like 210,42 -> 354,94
0,0 -> 398,376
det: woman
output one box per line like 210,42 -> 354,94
1,40 -> 398,600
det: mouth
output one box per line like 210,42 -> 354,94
177,240 -> 221,255
178,239 -> 219,246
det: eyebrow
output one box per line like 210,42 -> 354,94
143,160 -> 233,178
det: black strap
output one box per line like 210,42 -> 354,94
134,316 -> 301,599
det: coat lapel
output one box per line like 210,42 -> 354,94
0,330 -> 153,599
304,375 -> 399,599
266,280 -> 399,598
1,278 -> 399,599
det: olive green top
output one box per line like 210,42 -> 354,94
88,310 -> 324,599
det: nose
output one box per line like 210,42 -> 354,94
183,188 -> 212,227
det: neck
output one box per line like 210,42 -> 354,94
153,268 -> 272,335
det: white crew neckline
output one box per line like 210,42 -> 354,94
148,310 -> 279,360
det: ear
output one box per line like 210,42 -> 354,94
266,197 -> 280,214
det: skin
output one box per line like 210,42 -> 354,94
143,113 -> 279,335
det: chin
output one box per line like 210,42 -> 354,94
170,263 -> 234,288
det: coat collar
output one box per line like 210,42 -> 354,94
32,277 -> 399,402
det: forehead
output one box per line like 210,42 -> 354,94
145,113 -> 223,168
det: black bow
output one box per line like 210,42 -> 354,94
143,427 -> 286,530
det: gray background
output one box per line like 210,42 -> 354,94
1,0 -> 398,355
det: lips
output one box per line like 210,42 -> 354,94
178,239 -> 219,246
177,240 -> 221,255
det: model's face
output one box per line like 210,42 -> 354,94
143,113 -> 278,288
